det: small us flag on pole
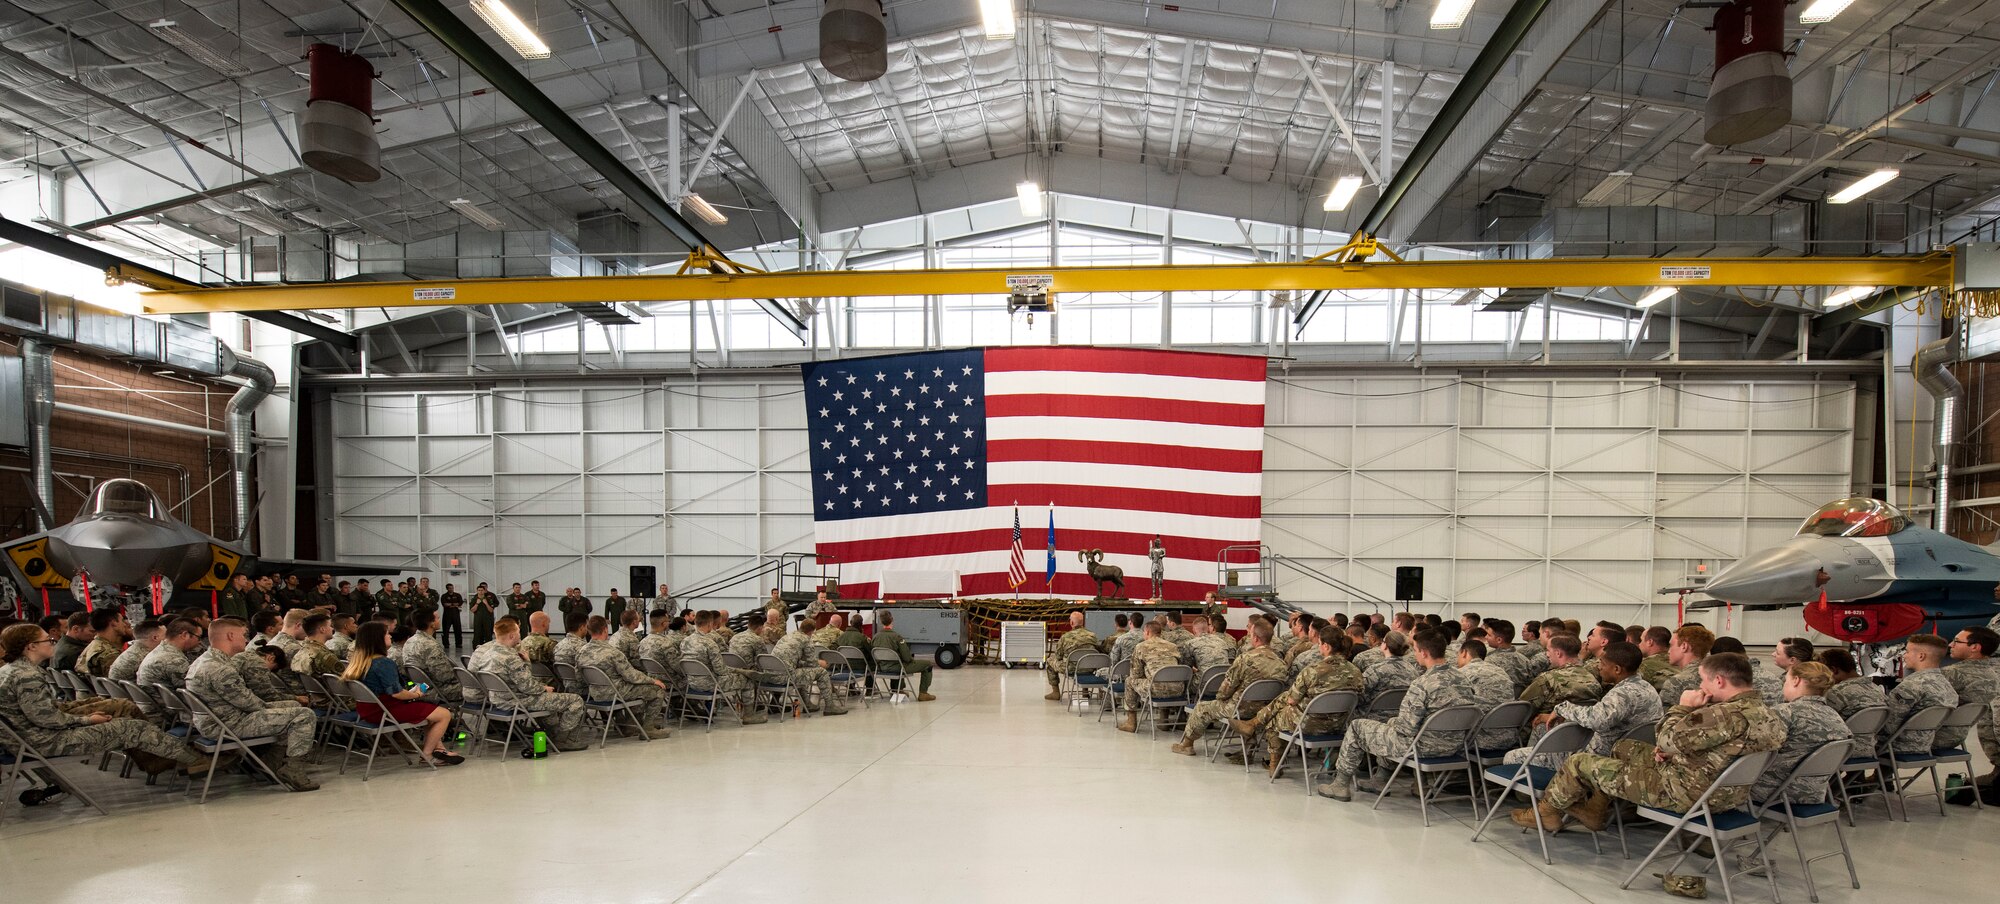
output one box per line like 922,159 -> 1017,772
1007,506 -> 1027,590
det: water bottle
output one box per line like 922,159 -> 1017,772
520,730 -> 549,759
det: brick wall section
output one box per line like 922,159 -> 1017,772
1,338 -> 240,541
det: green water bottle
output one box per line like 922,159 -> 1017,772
533,730 -> 548,757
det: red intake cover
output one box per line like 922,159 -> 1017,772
1712,0 -> 1785,71
1804,597 -> 1928,644
306,43 -> 375,116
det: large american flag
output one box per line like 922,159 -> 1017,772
803,347 -> 1266,600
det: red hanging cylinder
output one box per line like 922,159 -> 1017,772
1705,0 -> 1792,146
300,43 -> 382,183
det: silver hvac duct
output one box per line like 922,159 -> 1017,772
218,346 -> 276,542
21,337 -> 55,528
1914,330 -> 1963,532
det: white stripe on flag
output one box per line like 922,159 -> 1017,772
986,370 -> 1265,405
812,507 -> 1262,544
986,461 -> 1263,497
985,416 -> 1263,450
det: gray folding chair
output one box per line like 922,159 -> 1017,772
1832,705 -> 1891,824
580,665 -> 651,744
754,653 -> 801,720
1875,705 -> 1952,820
677,658 -> 738,732
871,647 -> 915,700
1193,665 -> 1228,701
1469,722 -> 1598,864
529,661 -> 557,686
1269,689 -> 1359,795
1618,719 -> 1659,746
719,651 -> 750,672
1098,659 -> 1134,723
1370,704 -> 1483,826
1752,740 -> 1860,904
472,670 -> 561,758
1364,686 -> 1407,719
1467,700 -> 1536,776
1621,750 -> 1781,904
176,690 -> 285,803
0,714 -> 110,822
1070,652 -> 1111,715
1930,700 -> 1989,811
337,679 -> 436,780
1210,678 -> 1285,768
553,662 -> 581,691
1138,664 -> 1193,739
818,650 -> 864,703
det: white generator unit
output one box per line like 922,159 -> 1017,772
998,621 -> 1048,668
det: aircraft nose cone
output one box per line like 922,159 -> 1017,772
1705,545 -> 1825,605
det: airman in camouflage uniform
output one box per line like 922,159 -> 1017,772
772,621 -> 847,715
465,624 -> 594,747
729,615 -> 775,662
609,615 -> 643,666
805,591 -> 838,617
232,647 -> 301,703
138,638 -> 194,690
1520,637 -> 1604,715
1824,673 -> 1887,718
401,628 -> 461,707
293,637 -> 342,684
1749,656 -> 1787,706
1116,622 -> 1188,732
185,640 -> 318,791
77,634 -> 123,678
109,635 -> 155,684
1352,643 -> 1386,674
1172,631 -> 1288,754
1241,634 -> 1363,774
578,633 -> 668,732
810,616 -> 845,651
1485,645 -> 1534,694
1882,636 -> 1958,755
1457,647 -> 1525,753
1516,654 -> 1786,831
553,627 -> 590,686
0,653 -> 210,778
1163,615 -> 1195,652
1750,663 -> 1853,805
1106,622 -> 1145,667
1941,627 -> 2000,776
1186,628 -> 1236,678
637,622 -> 687,685
1320,637 -> 1474,800
1510,651 -> 1664,768
683,618 -> 767,724
518,613 -> 557,680
1639,651 -> 1677,689
1362,643 -> 1419,704
1043,611 -> 1101,700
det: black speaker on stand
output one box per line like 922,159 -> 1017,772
629,565 -> 657,597
1394,566 -> 1424,603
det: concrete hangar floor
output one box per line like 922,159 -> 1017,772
0,666 -> 1992,904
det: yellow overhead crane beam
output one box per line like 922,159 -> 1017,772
136,253 -> 1956,315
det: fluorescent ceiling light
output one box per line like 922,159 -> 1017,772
448,198 -> 505,230
1636,287 -> 1678,308
1016,180 -> 1044,217
146,19 -> 251,77
470,0 -> 551,60
681,193 -> 729,226
1798,0 -> 1856,25
980,0 -> 1017,38
226,206 -> 290,236
1828,169 -> 1898,204
1580,170 -> 1635,206
1824,286 -> 1877,309
1322,175 -> 1365,212
1431,0 -> 1477,29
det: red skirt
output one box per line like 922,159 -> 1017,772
357,699 -> 438,725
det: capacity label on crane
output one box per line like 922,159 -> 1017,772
1005,275 -> 1054,292
413,287 -> 458,301
1659,266 -> 1711,281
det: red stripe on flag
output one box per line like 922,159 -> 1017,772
838,575 -> 1222,601
988,484 -> 1261,519
987,438 -> 1262,472
985,347 -> 1267,381
985,394 -> 1263,427
817,528 -> 1254,564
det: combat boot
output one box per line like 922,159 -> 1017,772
740,706 -> 769,725
1169,738 -> 1197,756
823,703 -> 850,715
180,752 -> 239,777
126,750 -> 178,775
1044,690 -> 1061,701
1117,712 -> 1138,733
273,759 -> 319,792
1566,790 -> 1612,833
1511,800 -> 1567,831
557,732 -> 593,751
917,692 -> 936,702
1316,773 -> 1353,801
1227,717 -> 1258,738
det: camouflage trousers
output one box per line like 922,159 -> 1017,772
231,705 -> 318,758
1182,695 -> 1271,743
1543,740 -> 1690,812
1257,703 -> 1350,759
603,681 -> 667,727
789,666 -> 847,712
1335,718 -> 1413,779
31,715 -> 202,766
66,696 -> 166,731
519,690 -> 587,736
420,682 -> 464,709
1121,678 -> 1186,711
1979,729 -> 1999,785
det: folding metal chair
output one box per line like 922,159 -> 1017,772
0,714 -> 110,822
452,666 -> 490,741
529,661 -> 557,687
1098,659 -> 1133,724
1874,705 -> 1952,820
337,679 -> 436,780
1930,701 -> 1989,811
755,653 -> 802,720
1193,665 -> 1228,701
1370,704 -> 1483,826
871,647 -> 913,700
1364,686 -> 1408,719
1467,700 -> 1536,780
1752,740 -> 1861,904
1070,652 -> 1111,715
471,671 -> 562,758
818,650 -> 863,703
719,651 -> 750,672
1832,706 -> 1891,824
1469,722 -> 1598,864
677,658 -> 737,732
1620,750 -> 1781,904
1211,678 -> 1285,768
176,690 -> 285,803
1269,689 -> 1359,795
1138,664 -> 1193,739
553,662 -> 581,692
580,665 -> 651,744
